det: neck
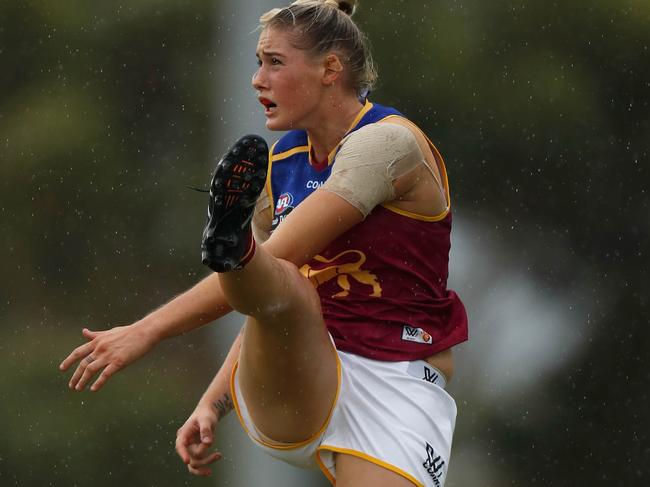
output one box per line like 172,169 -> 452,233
306,94 -> 365,163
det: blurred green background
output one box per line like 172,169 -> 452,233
1,0 -> 648,486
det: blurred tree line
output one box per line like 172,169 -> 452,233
1,0 -> 647,486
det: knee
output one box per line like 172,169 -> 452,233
252,259 -> 320,320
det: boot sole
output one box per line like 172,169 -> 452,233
201,135 -> 268,271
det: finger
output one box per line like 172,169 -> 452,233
199,419 -> 213,445
68,354 -> 95,389
187,441 -> 212,459
176,445 -> 190,465
75,359 -> 104,391
59,341 -> 95,371
82,328 -> 102,339
177,423 -> 199,447
187,464 -> 212,477
68,365 -> 84,389
176,431 -> 194,464
189,451 -> 222,469
90,363 -> 119,392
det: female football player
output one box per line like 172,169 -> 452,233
60,2 -> 467,485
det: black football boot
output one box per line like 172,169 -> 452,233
201,134 -> 268,272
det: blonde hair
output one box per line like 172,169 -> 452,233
260,0 -> 377,97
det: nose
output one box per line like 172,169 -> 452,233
251,67 -> 265,91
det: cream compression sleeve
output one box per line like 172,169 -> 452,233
320,122 -> 427,218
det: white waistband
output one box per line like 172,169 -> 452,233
404,360 -> 447,389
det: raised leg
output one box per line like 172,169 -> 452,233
220,246 -> 338,443
202,134 -> 338,443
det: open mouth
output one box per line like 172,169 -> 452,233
259,97 -> 277,113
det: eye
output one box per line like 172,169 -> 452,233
256,58 -> 262,67
271,57 -> 282,65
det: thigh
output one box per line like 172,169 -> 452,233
237,259 -> 339,444
335,453 -> 419,487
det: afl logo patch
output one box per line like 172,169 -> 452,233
275,192 -> 294,215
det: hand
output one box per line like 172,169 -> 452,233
59,323 -> 158,392
176,403 -> 223,477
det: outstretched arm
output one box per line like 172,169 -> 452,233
59,194 -> 273,392
59,271 -> 232,391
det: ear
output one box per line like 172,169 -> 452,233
322,54 -> 344,86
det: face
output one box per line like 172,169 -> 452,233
252,28 -> 326,131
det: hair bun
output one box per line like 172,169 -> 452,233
291,1 -> 358,16
336,1 -> 356,16
319,0 -> 356,16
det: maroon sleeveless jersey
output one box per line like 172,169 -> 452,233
300,206 -> 468,361
269,101 -> 467,361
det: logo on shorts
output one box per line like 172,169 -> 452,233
423,443 -> 446,486
423,367 -> 439,384
401,325 -> 433,344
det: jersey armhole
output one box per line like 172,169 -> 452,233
377,115 -> 452,220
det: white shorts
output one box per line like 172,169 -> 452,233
230,344 -> 457,487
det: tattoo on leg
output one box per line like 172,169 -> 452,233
212,394 -> 234,419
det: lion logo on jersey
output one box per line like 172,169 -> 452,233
300,250 -> 382,298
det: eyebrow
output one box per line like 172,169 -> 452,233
256,50 -> 285,58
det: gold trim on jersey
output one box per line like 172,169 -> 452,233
271,144 -> 310,162
378,114 -> 452,222
307,99 -> 375,167
381,202 -> 450,222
